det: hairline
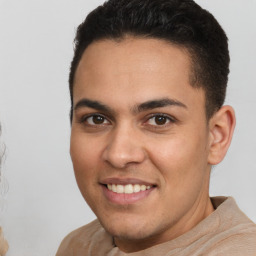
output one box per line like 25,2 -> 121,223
70,35 -> 213,122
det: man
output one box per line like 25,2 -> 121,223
56,0 -> 256,255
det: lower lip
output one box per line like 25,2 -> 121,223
102,185 -> 155,205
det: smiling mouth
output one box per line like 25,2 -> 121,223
100,178 -> 157,204
106,184 -> 152,194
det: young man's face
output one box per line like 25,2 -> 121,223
70,38 -> 214,252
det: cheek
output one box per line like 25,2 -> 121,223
70,134 -> 102,196
147,132 -> 209,188
70,132 -> 102,169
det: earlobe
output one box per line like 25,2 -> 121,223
208,105 -> 236,165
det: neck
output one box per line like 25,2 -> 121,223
115,194 -> 214,253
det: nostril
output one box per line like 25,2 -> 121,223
102,143 -> 147,169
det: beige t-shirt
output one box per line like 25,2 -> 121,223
56,197 -> 256,256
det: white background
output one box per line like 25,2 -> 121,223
0,0 -> 255,255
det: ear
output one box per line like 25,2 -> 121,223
208,105 -> 236,165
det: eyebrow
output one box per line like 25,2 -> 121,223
134,98 -> 187,113
74,99 -> 114,113
74,97 -> 187,115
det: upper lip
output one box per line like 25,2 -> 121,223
100,177 -> 156,186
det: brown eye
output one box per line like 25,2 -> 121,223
93,115 -> 105,124
147,114 -> 173,126
85,115 -> 110,125
155,116 -> 167,125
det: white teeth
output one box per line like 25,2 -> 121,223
140,185 -> 146,191
133,184 -> 141,193
116,185 -> 124,193
112,184 -> 117,192
124,184 -> 133,194
106,184 -> 152,194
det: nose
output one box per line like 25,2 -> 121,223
102,126 -> 146,169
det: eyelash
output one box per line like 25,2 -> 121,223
79,113 -> 176,128
79,113 -> 110,126
145,113 -> 176,127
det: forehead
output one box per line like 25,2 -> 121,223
75,37 -> 192,84
73,37 -> 205,112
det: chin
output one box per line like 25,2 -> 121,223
99,215 -> 158,240
107,227 -> 153,241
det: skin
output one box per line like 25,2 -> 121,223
70,38 -> 235,253
0,227 -> 8,255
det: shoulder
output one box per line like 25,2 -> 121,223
206,197 -> 256,256
56,219 -> 109,256
206,227 -> 256,256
